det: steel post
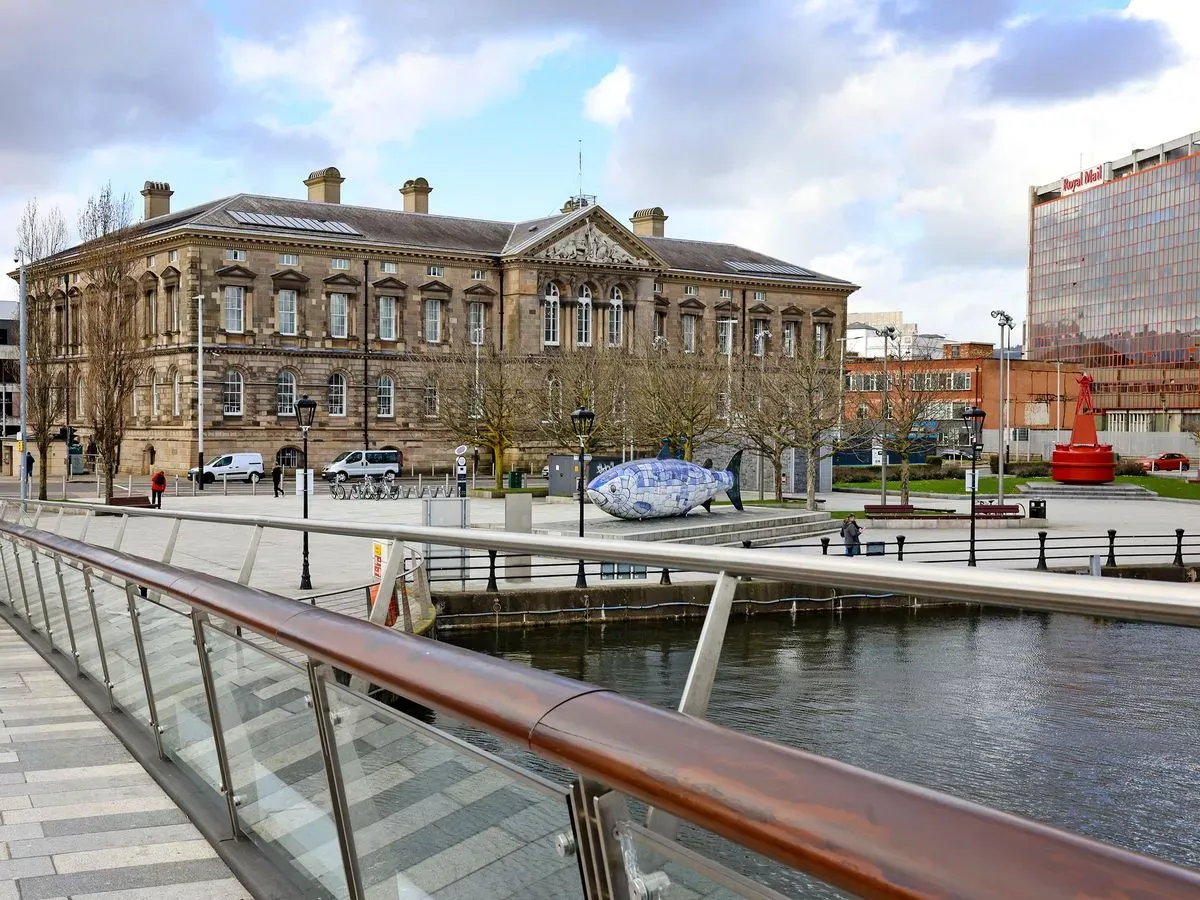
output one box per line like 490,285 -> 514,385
1174,528 -> 1185,567
1037,531 -> 1049,572
1106,529 -> 1117,568
52,556 -> 81,676
12,545 -> 34,623
124,582 -> 165,760
82,568 -> 115,710
30,549 -> 56,649
191,612 -> 241,837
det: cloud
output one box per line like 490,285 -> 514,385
584,65 -> 633,127
876,0 -> 1017,41
977,12 -> 1181,102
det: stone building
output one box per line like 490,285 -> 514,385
28,169 -> 858,475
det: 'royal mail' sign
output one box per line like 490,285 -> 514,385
1061,165 -> 1105,195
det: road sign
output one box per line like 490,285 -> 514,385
454,444 -> 468,456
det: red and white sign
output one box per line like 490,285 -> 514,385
1061,165 -> 1105,195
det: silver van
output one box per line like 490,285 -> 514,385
187,452 -> 264,483
322,449 -> 402,482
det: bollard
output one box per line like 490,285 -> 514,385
820,536 -> 830,556
222,476 -> 228,496
174,475 -> 179,496
191,477 -> 196,497
1174,528 -> 1185,567
486,550 -> 499,592
659,566 -> 671,585
896,535 -> 905,561
1106,529 -> 1117,568
127,474 -> 133,496
445,473 -> 449,492
740,540 -> 752,581
418,473 -> 423,492
252,478 -> 256,497
1036,531 -> 1048,571
61,474 -> 66,499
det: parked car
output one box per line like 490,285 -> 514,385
187,452 -> 264,483
1138,452 -> 1190,472
940,448 -> 979,461
322,449 -> 402,482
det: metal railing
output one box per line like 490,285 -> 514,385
2,502 -> 1200,896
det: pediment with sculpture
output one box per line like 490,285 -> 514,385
532,217 -> 654,268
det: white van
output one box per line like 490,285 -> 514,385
322,449 -> 402,482
187,452 -> 264,484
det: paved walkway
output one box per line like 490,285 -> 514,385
0,619 -> 250,900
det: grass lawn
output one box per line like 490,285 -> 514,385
833,475 -> 1027,495
1111,475 -> 1200,500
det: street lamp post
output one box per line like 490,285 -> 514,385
962,405 -> 986,567
991,310 -> 1014,503
570,405 -> 596,589
876,325 -> 897,505
16,259 -> 27,502
295,395 -> 318,590
194,291 -> 206,491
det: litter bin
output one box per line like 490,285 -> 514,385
507,470 -> 524,489
1029,499 -> 1047,519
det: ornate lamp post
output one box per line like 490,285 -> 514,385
962,405 -> 986,567
570,405 -> 596,588
295,395 -> 318,590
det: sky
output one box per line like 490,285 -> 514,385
0,0 -> 1195,343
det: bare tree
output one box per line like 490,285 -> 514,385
534,348 -> 629,457
858,355 -> 942,505
77,184 -> 140,501
428,347 -> 533,489
630,342 -> 728,462
15,199 -> 68,499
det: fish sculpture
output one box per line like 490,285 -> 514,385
586,451 -> 743,520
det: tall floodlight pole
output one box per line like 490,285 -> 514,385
17,260 -> 27,502
991,310 -> 1014,503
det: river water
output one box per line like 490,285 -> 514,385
443,607 -> 1200,895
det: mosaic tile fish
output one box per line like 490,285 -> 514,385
586,451 -> 743,520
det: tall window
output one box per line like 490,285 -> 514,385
783,321 -> 797,357
752,319 -> 768,356
76,377 -> 85,419
423,378 -> 439,416
468,302 -> 484,345
132,386 -> 139,417
378,296 -> 397,341
607,287 -> 623,347
543,284 -> 560,346
223,286 -> 244,332
814,322 -> 830,358
223,371 -> 243,415
169,286 -> 179,332
277,290 -> 298,336
172,372 -> 180,416
377,375 -> 394,417
145,290 -> 157,335
276,370 -> 297,416
328,373 -> 347,416
329,293 -> 348,338
577,284 -> 592,346
654,311 -> 666,340
717,318 -> 735,356
682,315 -> 698,353
150,371 -> 159,415
424,299 -> 442,343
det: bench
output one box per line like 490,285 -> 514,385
863,504 -> 914,516
973,503 -> 1023,517
107,497 -> 154,509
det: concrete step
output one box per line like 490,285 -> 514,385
1017,483 -> 1156,500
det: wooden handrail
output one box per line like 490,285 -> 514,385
4,518 -> 1199,899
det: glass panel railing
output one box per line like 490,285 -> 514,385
87,574 -> 150,721
130,593 -> 220,792
322,678 -> 586,900
202,623 -> 349,900
58,562 -> 105,684
29,549 -> 63,653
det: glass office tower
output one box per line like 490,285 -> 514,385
1028,131 -> 1200,419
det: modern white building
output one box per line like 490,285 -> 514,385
844,313 -> 944,359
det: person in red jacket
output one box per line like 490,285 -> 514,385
150,470 -> 166,508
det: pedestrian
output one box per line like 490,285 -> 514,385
24,451 -> 33,480
272,463 -> 284,497
150,470 -> 166,508
840,514 -> 863,557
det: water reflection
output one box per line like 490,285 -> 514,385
443,607 -> 1200,888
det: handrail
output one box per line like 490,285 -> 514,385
20,499 -> 1200,627
2,517 -> 1199,898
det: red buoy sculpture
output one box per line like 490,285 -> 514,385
1051,374 -> 1115,484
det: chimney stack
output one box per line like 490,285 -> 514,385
304,167 -> 345,204
141,181 -> 173,220
630,207 -> 667,238
400,178 -> 432,214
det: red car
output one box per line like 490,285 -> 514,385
1138,452 -> 1190,472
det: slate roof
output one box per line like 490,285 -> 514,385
51,193 -> 855,287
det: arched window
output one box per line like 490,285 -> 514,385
131,384 -> 139,417
543,283 -> 560,347
172,371 -> 181,416
377,375 -> 394,418
276,446 -> 301,469
76,377 -> 85,419
546,377 -> 563,421
277,370 -> 297,416
328,373 -> 347,416
576,284 -> 592,347
150,371 -> 159,416
423,378 -> 439,416
607,286 -> 624,348
223,370 -> 244,416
